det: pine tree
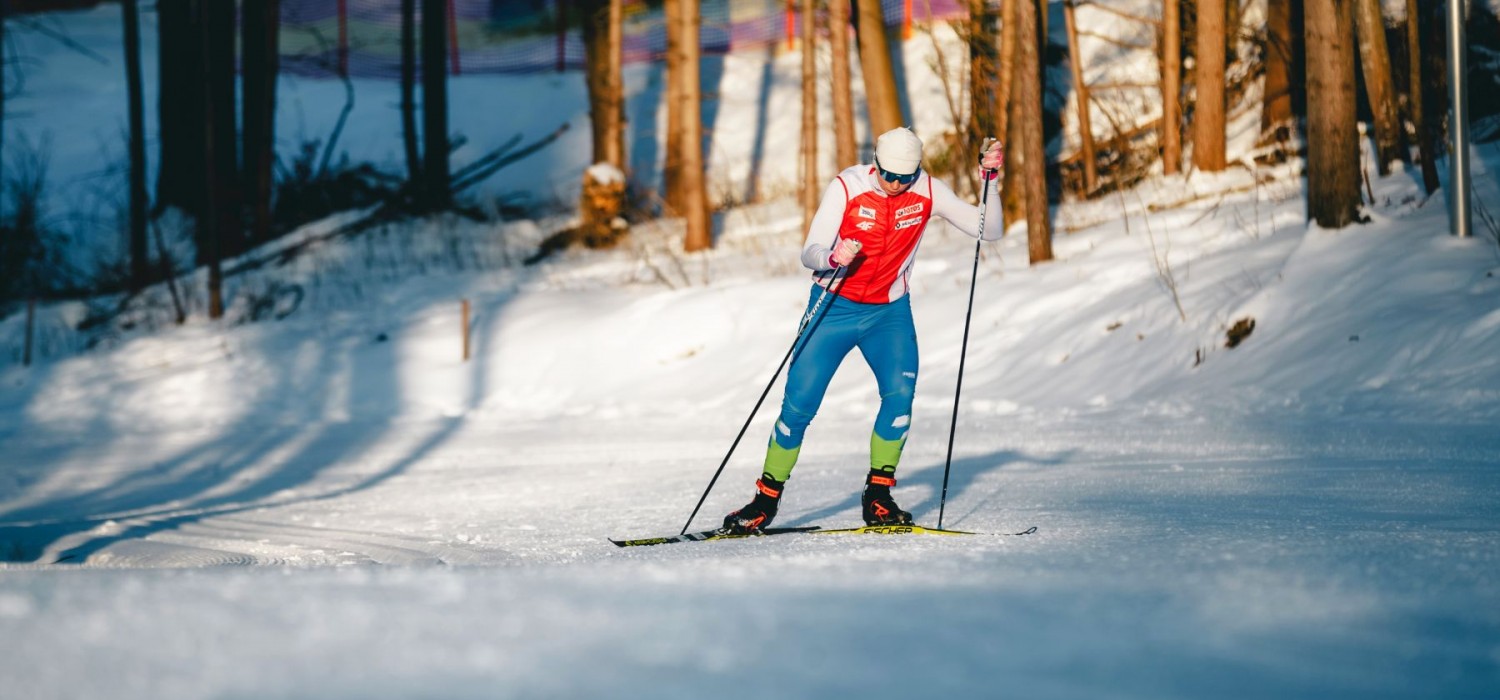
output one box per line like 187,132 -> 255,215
1305,0 -> 1360,228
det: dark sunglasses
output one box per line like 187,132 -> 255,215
875,157 -> 919,185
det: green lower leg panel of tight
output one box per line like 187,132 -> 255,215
870,434 -> 907,471
762,441 -> 801,483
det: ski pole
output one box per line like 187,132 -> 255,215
680,241 -> 861,535
938,146 -> 997,530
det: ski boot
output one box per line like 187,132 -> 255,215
862,468 -> 913,526
721,474 -> 785,534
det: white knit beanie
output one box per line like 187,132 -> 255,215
874,127 -> 924,175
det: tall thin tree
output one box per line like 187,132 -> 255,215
122,0 -> 149,292
1063,0 -> 1096,193
970,0 -> 1001,181
855,0 -> 904,135
830,0 -> 857,168
199,0 -> 238,317
1000,0 -> 1024,229
421,0 -> 450,210
155,0 -> 206,220
401,0 -> 422,188
801,0 -> 819,233
678,0 -> 712,252
242,0 -> 279,245
1353,0 -> 1403,175
1162,0 -> 1182,174
1260,0 -> 1293,140
1017,0 -> 1051,263
663,0 -> 685,213
582,0 -> 624,168
1406,0 -> 1438,193
1305,0 -> 1360,228
1193,0 -> 1227,172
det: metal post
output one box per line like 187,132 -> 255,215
23,298 -> 35,367
1448,0 -> 1471,238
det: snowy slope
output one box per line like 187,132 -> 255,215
3,5 -> 1500,700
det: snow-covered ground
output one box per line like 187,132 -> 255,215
4,5 -> 1500,700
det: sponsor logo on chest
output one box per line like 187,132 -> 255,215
894,202 -> 925,218
894,216 -> 923,230
857,205 -> 877,219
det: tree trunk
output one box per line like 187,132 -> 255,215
1305,0 -> 1360,228
855,0 -> 904,136
1162,0 -> 1182,173
801,0 -> 819,234
1260,0 -> 1292,140
199,0 -> 238,317
970,0 -> 1001,170
1017,0 -> 1051,263
122,0 -> 149,292
1,2 -> 6,189
1000,0 -> 1024,230
608,0 -> 626,169
401,0 -> 422,187
1353,0 -> 1403,175
421,0 -> 451,210
1407,0 -> 1438,194
1063,0 -> 1096,194
582,0 -> 624,168
1192,0 -> 1227,172
679,0 -> 713,252
155,0 -> 205,218
663,0 -> 685,213
242,0 -> 279,245
830,0 -> 858,169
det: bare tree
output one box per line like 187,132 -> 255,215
1193,0 -> 1227,172
1260,0 -> 1293,140
1001,0 -> 1024,229
1353,0 -> 1403,175
421,0 -> 451,210
663,0 -> 684,213
122,0 -> 149,292
830,0 -> 858,168
582,0 -> 625,169
1063,0 -> 1097,193
970,0 -> 1001,174
242,0 -> 279,244
1406,0 -> 1439,193
801,0 -> 819,234
676,0 -> 712,252
200,0 -> 239,317
1017,0 -> 1051,263
401,0 -> 422,187
1305,0 -> 1360,228
155,0 -> 205,219
856,0 -> 904,135
1162,0 -> 1182,173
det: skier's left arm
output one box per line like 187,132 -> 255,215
931,175 -> 1003,241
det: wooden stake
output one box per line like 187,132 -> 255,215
461,298 -> 471,362
23,298 -> 36,367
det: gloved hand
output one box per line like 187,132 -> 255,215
979,138 -> 1004,181
831,238 -> 863,267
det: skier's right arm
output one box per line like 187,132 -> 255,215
800,178 -> 850,272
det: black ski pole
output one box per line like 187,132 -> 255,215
938,149 -> 997,530
679,242 -> 862,535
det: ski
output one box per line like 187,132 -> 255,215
610,526 -> 822,548
811,524 -> 1038,537
609,524 -> 1035,547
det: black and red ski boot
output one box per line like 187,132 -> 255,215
861,468 -> 913,526
721,474 -> 785,534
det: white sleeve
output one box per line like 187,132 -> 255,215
800,178 -> 850,272
931,175 -> 1003,241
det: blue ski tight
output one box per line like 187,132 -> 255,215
762,284 -> 918,481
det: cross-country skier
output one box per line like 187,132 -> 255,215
723,127 -> 1005,533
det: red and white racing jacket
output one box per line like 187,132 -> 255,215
802,164 -> 1003,304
